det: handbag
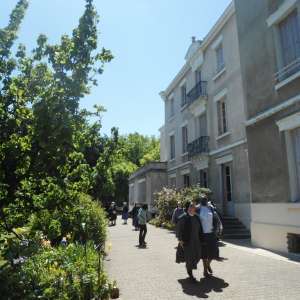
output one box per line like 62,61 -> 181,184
176,243 -> 185,264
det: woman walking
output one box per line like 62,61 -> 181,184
130,204 -> 139,230
122,202 -> 129,224
108,202 -> 117,226
177,202 -> 203,281
198,196 -> 221,277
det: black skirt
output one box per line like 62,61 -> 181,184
201,233 -> 219,259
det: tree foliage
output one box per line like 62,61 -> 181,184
0,3 -> 162,296
0,0 -> 114,234
0,1 -> 119,298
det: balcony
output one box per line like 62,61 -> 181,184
187,81 -> 208,106
275,57 -> 300,85
187,136 -> 209,157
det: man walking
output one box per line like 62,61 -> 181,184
138,204 -> 148,248
172,202 -> 184,225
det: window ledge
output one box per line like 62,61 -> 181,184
180,104 -> 188,111
169,158 -> 176,163
275,69 -> 300,91
266,0 -> 297,27
168,116 -> 175,122
213,67 -> 226,81
216,132 -> 230,141
181,152 -> 189,157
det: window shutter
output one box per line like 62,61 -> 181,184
217,102 -> 222,135
279,11 -> 300,66
222,101 -> 228,133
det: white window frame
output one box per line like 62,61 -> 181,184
181,124 -> 188,155
215,44 -> 225,73
180,84 -> 187,107
214,89 -> 229,138
268,2 -> 300,87
267,0 -> 298,27
195,69 -> 202,84
169,134 -> 176,161
199,168 -> 209,188
216,97 -> 228,137
169,97 -> 175,118
277,112 -> 300,202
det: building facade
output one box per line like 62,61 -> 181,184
128,162 -> 167,212
160,3 -> 252,228
234,0 -> 300,253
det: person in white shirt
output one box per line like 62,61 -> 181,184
198,196 -> 221,277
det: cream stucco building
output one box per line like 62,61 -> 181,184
234,0 -> 300,254
129,0 -> 300,255
160,2 -> 251,229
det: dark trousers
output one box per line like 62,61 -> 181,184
139,224 -> 147,246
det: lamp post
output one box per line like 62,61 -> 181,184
81,222 -> 87,269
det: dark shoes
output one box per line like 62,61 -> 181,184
207,265 -> 213,274
203,271 -> 210,278
187,270 -> 197,282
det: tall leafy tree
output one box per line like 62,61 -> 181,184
0,0 -> 113,235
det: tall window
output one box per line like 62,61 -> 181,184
195,69 -> 202,83
223,164 -> 232,202
217,99 -> 228,135
183,174 -> 190,188
293,127 -> 300,195
279,11 -> 300,68
216,44 -> 225,72
182,126 -> 188,154
181,84 -> 187,106
197,114 -> 207,137
170,135 -> 175,160
200,169 -> 208,188
169,98 -> 175,118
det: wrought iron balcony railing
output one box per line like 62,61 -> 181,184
187,136 -> 209,157
187,81 -> 208,106
274,57 -> 300,83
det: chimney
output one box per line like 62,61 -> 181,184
192,36 -> 196,43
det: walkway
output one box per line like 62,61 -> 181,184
105,217 -> 300,300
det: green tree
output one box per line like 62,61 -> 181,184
0,0 -> 113,234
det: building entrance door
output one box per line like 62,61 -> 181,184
293,127 -> 300,197
222,163 -> 234,216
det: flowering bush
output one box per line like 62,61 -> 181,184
0,195 -> 112,299
154,188 -> 181,222
153,185 -> 211,224
0,243 -> 113,300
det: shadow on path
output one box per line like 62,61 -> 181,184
178,276 -> 229,298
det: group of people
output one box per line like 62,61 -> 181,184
108,202 -> 129,226
108,202 -> 149,248
173,196 -> 223,281
108,196 -> 222,281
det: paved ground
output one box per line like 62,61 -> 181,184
105,217 -> 300,300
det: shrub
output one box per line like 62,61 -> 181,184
148,218 -> 162,227
153,185 -> 211,225
154,188 -> 180,222
0,243 -> 112,300
30,194 -> 107,247
162,221 -> 175,231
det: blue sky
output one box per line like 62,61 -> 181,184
1,0 -> 231,136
